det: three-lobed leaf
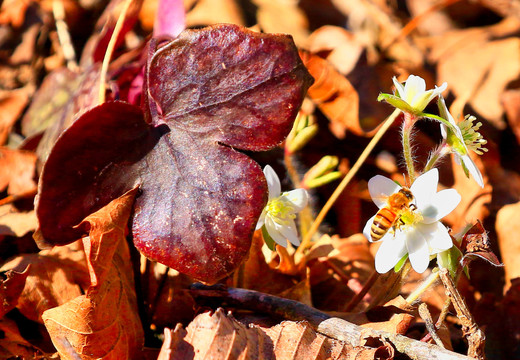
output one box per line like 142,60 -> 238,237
35,24 -> 313,283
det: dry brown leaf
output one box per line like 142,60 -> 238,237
42,189 -> 144,359
277,277 -> 313,307
0,204 -> 38,237
157,325 -> 191,360
496,201 -> 520,286
142,263 -> 195,329
0,89 -> 29,145
0,244 -> 88,323
0,147 -> 37,195
307,25 -> 364,75
361,296 -> 414,335
309,234 -> 375,312
173,309 -> 382,359
185,0 -> 244,27
0,266 -> 29,319
0,318 -> 46,358
300,51 -> 377,139
253,0 -> 309,47
232,230 -> 297,295
442,154 -> 491,233
0,0 -> 30,27
502,89 -> 520,144
425,20 -> 520,127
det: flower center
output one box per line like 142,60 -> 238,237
458,115 -> 488,155
398,208 -> 423,230
266,195 -> 296,225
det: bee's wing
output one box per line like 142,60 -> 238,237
370,194 -> 389,209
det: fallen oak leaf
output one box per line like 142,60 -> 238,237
42,189 -> 144,360
36,24 -> 313,283
0,244 -> 88,323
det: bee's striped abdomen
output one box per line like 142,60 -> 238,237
370,207 -> 397,241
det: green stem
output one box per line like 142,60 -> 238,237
405,268 -> 440,304
402,112 -> 417,183
423,142 -> 450,173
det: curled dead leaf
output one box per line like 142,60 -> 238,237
42,189 -> 144,359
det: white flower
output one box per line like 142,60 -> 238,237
363,169 -> 461,273
256,165 -> 308,248
378,75 -> 447,114
438,96 -> 484,188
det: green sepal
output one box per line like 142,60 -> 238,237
394,254 -> 409,272
262,225 -> 277,251
377,93 -> 416,114
437,246 -> 463,279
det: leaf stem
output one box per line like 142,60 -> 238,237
297,108 -> 401,254
98,0 -> 133,104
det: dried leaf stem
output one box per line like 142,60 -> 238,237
298,108 -> 401,252
190,284 -> 473,360
439,268 -> 486,360
98,0 -> 133,104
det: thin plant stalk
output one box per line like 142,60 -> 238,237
297,108 -> 401,254
98,0 -> 133,104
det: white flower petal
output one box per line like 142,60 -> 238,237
368,175 -> 401,209
374,233 -> 407,273
410,169 -> 438,210
461,154 -> 484,188
263,165 -> 281,200
363,214 -> 377,242
404,75 -> 426,105
417,222 -> 453,252
265,216 -> 287,247
283,188 -> 308,212
255,209 -> 267,230
277,218 -> 300,246
405,228 -> 430,273
421,189 -> 461,223
392,77 -> 405,98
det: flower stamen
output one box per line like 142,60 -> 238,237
458,115 -> 488,155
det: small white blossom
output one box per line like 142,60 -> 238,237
379,75 -> 447,114
256,165 -> 308,248
363,169 -> 461,273
438,96 -> 484,188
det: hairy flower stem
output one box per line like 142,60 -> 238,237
424,142 -> 451,173
402,112 -> 418,182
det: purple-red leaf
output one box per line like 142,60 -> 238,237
35,101 -> 158,247
35,24 -> 313,283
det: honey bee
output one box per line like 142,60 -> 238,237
370,187 -> 415,241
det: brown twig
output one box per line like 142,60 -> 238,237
190,284 -> 473,360
419,302 -> 445,348
344,270 -> 379,312
439,268 -> 486,359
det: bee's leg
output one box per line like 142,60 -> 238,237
410,203 -> 417,211
393,216 -> 405,232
